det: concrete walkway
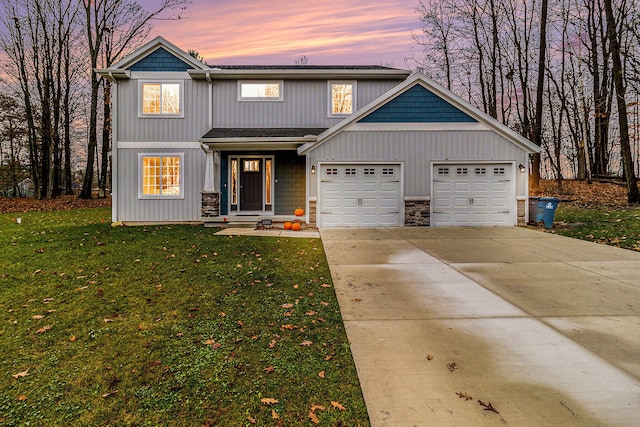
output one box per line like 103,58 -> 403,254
320,227 -> 640,427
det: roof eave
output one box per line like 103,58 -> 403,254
188,68 -> 411,80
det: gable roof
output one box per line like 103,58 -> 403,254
298,73 -> 541,154
96,36 -> 208,78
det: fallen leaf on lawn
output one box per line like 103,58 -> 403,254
32,269 -> 42,276
260,397 -> 278,405
75,286 -> 89,292
12,370 -> 28,379
300,340 -> 313,346
456,391 -> 473,401
281,324 -> 297,331
318,371 -> 325,378
331,401 -> 346,411
103,318 -> 113,323
309,411 -> 320,424
42,298 -> 54,302
45,310 -> 55,314
264,366 -> 275,373
35,325 -> 51,334
321,283 -> 332,288
311,404 -> 325,411
32,315 -> 44,319
268,339 -> 276,349
101,390 -> 118,398
69,335 -> 76,342
218,312 -> 226,317
321,301 -> 330,306
325,355 -> 334,361
246,416 -> 256,424
18,395 -> 27,401
282,303 -> 294,309
271,409 -> 279,419
306,311 -> 317,316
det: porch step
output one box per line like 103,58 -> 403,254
203,216 -> 307,229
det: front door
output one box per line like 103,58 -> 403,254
240,158 -> 263,211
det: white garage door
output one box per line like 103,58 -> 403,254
432,163 -> 516,226
319,164 -> 402,227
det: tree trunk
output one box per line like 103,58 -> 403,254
530,0 -> 548,189
603,0 -> 639,203
99,80 -> 111,198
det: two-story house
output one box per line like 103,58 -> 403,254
97,37 -> 539,228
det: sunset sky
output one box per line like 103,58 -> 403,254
142,0 -> 421,68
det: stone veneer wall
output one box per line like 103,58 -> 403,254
517,199 -> 525,225
201,192 -> 221,218
308,200 -> 317,228
404,200 -> 430,226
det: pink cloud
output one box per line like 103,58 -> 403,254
143,0 -> 420,67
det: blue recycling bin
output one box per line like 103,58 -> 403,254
539,197 -> 560,229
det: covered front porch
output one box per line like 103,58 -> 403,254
199,127 -> 325,227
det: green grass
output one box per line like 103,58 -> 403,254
551,203 -> 640,251
0,208 -> 369,426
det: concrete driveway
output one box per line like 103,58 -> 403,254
320,227 -> 640,427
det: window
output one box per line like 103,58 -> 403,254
345,168 -> 357,175
493,167 -> 506,175
326,168 -> 338,176
139,154 -> 183,198
239,81 -> 283,101
329,81 -> 356,116
382,168 -> 396,176
437,167 -> 449,175
364,168 -> 375,175
243,160 -> 260,172
475,167 -> 487,175
139,82 -> 183,117
456,167 -> 468,175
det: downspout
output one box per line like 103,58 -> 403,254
107,72 -> 118,222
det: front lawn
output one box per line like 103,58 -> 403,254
551,202 -> 640,251
0,208 -> 369,426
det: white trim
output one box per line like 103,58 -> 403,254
345,122 -> 490,132
111,80 -> 119,222
328,80 -> 357,118
238,80 -> 284,101
138,153 -> 185,200
299,73 -> 541,155
119,141 -> 201,149
131,71 -> 190,80
138,80 -> 185,118
404,196 -> 430,202
110,36 -> 208,71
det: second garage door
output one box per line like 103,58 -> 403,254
431,163 -> 516,226
318,164 -> 402,227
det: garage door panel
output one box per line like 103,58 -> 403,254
432,163 -> 516,227
319,164 -> 402,227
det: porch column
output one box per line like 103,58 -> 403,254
203,148 -> 216,192
201,146 -> 220,218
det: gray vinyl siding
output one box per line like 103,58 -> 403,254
307,130 -> 529,198
212,79 -> 401,128
117,148 -> 205,222
117,79 -> 210,142
274,152 -> 306,215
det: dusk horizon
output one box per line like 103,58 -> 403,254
142,0 -> 420,68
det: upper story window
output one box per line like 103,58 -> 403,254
139,81 -> 183,117
238,80 -> 283,101
329,81 -> 356,116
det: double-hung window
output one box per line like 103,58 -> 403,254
139,81 -> 184,117
139,154 -> 184,199
329,81 -> 356,116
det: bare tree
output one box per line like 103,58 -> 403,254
80,0 -> 190,199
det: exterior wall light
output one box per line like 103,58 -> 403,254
519,164 -> 526,173
311,164 -> 316,174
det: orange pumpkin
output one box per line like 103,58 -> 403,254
291,223 -> 301,231
294,207 -> 304,216
283,221 -> 292,230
